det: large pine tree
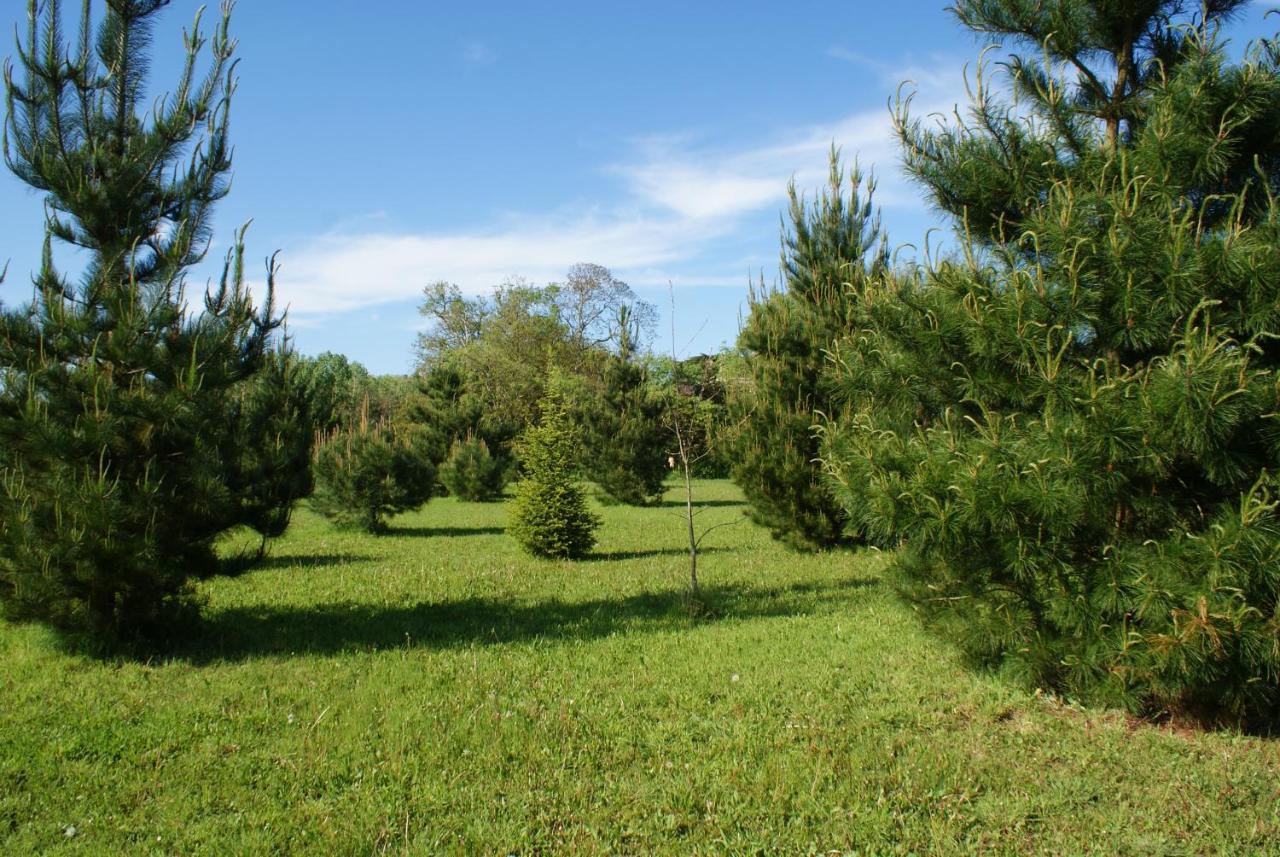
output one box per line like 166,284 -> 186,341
0,0 -> 295,643
729,153 -> 887,549
822,1 -> 1280,724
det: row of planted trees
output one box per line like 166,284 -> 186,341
729,1 -> 1280,728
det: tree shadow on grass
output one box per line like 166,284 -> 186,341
178,576 -> 880,665
582,546 -> 731,562
383,525 -> 506,538
659,499 -> 746,509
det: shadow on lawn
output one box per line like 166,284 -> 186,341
659,499 -> 746,509
181,576 -> 879,664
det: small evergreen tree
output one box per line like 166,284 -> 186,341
581,306 -> 669,506
729,153 -> 887,549
821,1 -> 1280,725
407,362 -> 519,475
0,0 -> 294,643
311,408 -> 440,533
222,348 -> 316,550
508,395 -> 600,559
439,435 -> 508,502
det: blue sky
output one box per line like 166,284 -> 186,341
2,2 -> 1276,374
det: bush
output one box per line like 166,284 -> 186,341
440,436 -> 508,502
311,417 -> 440,533
508,397 -> 600,559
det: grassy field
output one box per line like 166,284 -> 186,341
1,480 -> 1277,855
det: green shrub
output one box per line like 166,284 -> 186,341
440,436 -> 509,502
311,417 -> 440,533
508,398 -> 601,559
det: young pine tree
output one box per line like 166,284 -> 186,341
582,306 -> 669,506
0,0 -> 297,644
508,394 -> 600,559
311,406 -> 441,534
821,1 -> 1280,725
221,348 -> 317,553
406,361 -> 518,480
439,436 -> 508,502
729,152 -> 887,549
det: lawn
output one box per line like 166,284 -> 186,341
1,480 -> 1277,855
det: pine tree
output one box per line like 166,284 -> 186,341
311,407 -> 440,534
508,393 -> 600,559
729,152 -> 887,549
821,1 -> 1280,725
0,1 -> 294,643
439,436 -> 508,502
222,349 -> 317,549
407,361 -> 518,481
581,306 -> 669,506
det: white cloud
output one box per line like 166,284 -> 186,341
271,60 -> 967,319
270,213 -> 736,316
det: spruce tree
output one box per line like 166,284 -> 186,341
508,393 -> 600,559
0,1 -> 293,643
821,1 -> 1280,724
729,153 -> 887,549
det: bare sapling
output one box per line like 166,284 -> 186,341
665,286 -> 741,606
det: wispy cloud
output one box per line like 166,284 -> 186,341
461,40 -> 497,66
270,59 -> 966,319
272,213 -> 733,316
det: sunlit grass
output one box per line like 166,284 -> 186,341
2,480 -> 1277,854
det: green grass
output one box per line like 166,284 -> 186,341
2,480 -> 1277,855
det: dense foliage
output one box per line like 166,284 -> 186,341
414,268 -> 655,430
0,0 -> 298,643
820,1 -> 1280,725
407,363 -> 518,481
578,308 -> 670,506
439,436 -> 508,502
222,349 -> 316,546
311,412 -> 441,533
414,266 -> 666,505
729,155 -> 887,549
508,395 -> 600,559
289,352 -> 374,435
669,354 -> 733,478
